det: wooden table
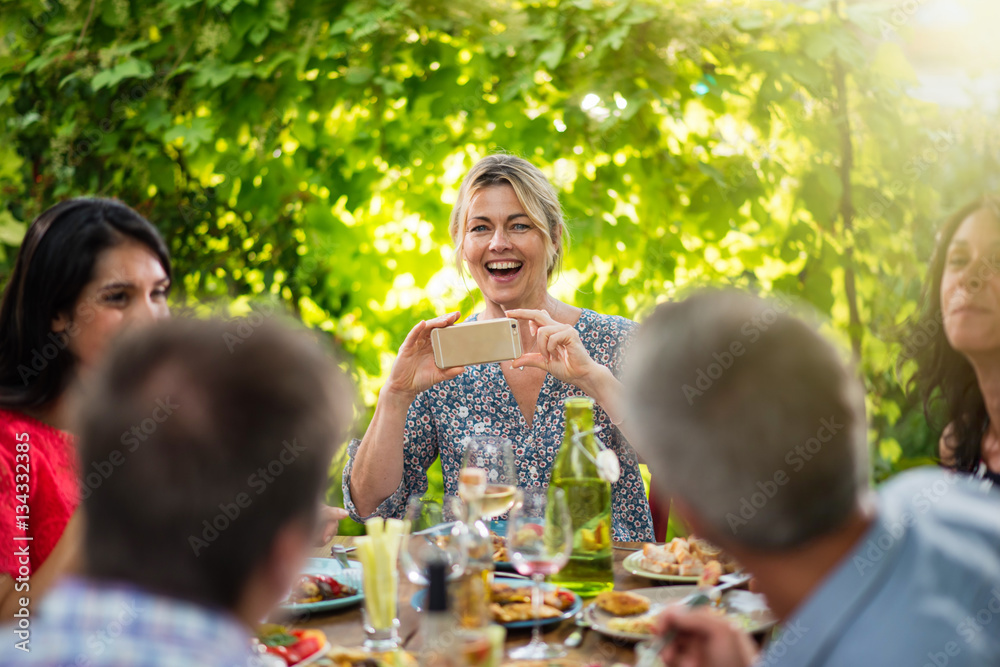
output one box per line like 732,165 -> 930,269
287,539 -> 666,665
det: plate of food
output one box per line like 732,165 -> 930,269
623,537 -> 740,584
412,579 -> 581,629
280,558 -> 364,614
582,586 -> 775,643
255,625 -> 329,665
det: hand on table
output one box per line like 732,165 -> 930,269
653,607 -> 758,667
505,309 -> 604,391
315,505 -> 350,546
385,312 -> 466,398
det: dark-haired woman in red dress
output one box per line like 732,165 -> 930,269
0,198 -> 172,617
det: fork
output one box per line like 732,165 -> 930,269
330,544 -> 352,568
635,594 -> 711,667
563,609 -> 591,648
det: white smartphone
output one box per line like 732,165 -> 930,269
430,318 -> 522,369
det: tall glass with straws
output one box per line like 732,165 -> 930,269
355,517 -> 405,652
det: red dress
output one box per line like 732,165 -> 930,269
0,408 -> 77,577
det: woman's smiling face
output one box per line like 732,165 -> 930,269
461,184 -> 553,311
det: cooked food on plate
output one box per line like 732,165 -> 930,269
594,590 -> 651,616
491,601 -> 562,623
327,646 -> 418,667
604,604 -> 750,637
490,532 -> 508,562
488,582 -> 575,623
607,613 -> 659,636
286,573 -> 358,605
639,537 -> 739,584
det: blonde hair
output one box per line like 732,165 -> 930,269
449,154 -> 568,280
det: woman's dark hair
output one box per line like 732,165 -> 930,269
907,194 -> 1000,472
0,198 -> 172,410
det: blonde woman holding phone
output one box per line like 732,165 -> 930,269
344,154 -> 653,541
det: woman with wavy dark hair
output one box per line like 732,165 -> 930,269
0,198 -> 172,617
910,194 -> 1000,488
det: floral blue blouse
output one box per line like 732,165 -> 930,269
342,309 -> 654,541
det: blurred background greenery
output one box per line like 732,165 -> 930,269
1,0 -> 998,535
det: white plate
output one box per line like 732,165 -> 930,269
583,586 -> 776,643
622,551 -> 701,583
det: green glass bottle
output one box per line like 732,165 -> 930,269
548,397 -> 614,596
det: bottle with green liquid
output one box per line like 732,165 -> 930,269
548,397 -> 614,596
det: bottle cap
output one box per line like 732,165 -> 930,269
596,449 -> 621,484
427,559 -> 448,612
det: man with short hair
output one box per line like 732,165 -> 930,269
625,290 -> 1000,667
1,318 -> 352,665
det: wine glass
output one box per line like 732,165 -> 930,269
506,486 -> 573,661
400,496 -> 468,586
460,435 -> 517,520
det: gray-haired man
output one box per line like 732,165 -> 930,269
625,290 -> 1000,667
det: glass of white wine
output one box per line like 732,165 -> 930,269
460,435 -> 517,519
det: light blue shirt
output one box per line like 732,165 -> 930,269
758,469 -> 1000,667
0,577 -> 262,666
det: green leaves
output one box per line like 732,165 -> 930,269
0,0 -> 984,499
91,59 -> 155,91
164,117 -> 214,151
0,211 -> 26,246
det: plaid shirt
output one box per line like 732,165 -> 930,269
0,577 -> 263,666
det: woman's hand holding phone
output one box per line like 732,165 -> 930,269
385,312 -> 467,399
505,308 -> 604,391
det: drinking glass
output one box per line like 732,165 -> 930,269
460,435 -> 517,519
506,486 -> 573,660
356,520 -> 405,652
400,495 -> 468,585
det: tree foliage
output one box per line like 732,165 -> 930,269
2,0 -> 998,529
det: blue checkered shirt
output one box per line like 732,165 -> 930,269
0,577 -> 263,666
